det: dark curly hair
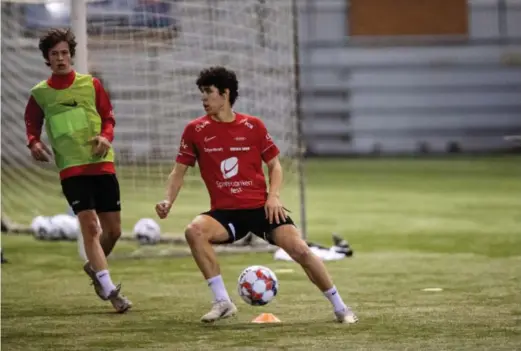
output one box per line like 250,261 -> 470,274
196,66 -> 239,106
38,28 -> 76,67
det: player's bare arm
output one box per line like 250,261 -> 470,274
265,156 -> 286,224
156,162 -> 189,219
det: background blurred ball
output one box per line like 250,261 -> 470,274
31,216 -> 54,240
133,218 -> 161,245
51,214 -> 80,241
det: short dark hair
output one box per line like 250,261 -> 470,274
38,28 -> 76,67
196,66 -> 239,106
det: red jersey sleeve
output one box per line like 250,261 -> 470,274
24,95 -> 44,148
176,124 -> 198,166
93,77 -> 115,142
256,119 -> 280,163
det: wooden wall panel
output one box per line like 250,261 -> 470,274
348,0 -> 468,36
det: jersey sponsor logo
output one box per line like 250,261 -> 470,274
204,147 -> 223,153
266,133 -> 272,140
216,179 -> 253,189
235,136 -> 246,141
220,157 -> 239,179
229,146 -> 250,152
204,136 -> 216,142
180,139 -> 188,149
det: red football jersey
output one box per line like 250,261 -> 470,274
176,113 -> 280,210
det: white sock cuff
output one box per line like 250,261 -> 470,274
207,275 -> 223,285
324,286 -> 338,297
95,269 -> 110,279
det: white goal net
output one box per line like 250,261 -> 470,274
1,0 -> 303,238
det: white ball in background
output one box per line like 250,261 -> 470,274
133,218 -> 161,245
51,214 -> 80,240
31,216 -> 55,240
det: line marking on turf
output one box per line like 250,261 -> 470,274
422,288 -> 443,292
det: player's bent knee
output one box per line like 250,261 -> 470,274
184,223 -> 207,244
98,212 -> 121,239
102,222 -> 121,239
99,224 -> 121,240
77,211 -> 101,240
107,229 -> 121,240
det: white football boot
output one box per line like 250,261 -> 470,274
200,300 -> 238,323
335,306 -> 359,324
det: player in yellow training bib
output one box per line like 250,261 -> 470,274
24,28 -> 131,313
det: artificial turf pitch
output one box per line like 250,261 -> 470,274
2,156 -> 520,350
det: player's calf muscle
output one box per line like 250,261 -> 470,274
77,211 -> 107,271
273,226 -> 334,291
184,223 -> 220,279
98,212 -> 121,256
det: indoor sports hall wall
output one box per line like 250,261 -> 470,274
2,0 -> 521,160
298,0 -> 521,155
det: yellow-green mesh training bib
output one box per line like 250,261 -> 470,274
30,73 -> 114,171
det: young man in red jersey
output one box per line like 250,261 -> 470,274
24,28 -> 131,312
156,66 -> 358,323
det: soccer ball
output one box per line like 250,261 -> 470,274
133,218 -> 161,245
237,265 -> 278,306
31,216 -> 54,240
51,214 -> 80,241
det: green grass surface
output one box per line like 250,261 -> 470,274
2,156 -> 521,350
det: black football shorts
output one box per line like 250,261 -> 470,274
61,174 -> 121,214
202,207 -> 295,245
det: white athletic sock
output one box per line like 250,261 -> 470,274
207,275 -> 231,302
323,286 -> 346,313
95,270 -> 117,298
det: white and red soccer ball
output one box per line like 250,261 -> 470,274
237,265 -> 278,306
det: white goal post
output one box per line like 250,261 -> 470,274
1,0 -> 307,244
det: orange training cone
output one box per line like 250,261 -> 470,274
251,313 -> 281,323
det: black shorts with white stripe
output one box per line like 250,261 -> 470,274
201,207 -> 295,245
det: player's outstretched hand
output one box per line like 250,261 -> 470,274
30,141 -> 52,162
155,200 -> 172,219
265,193 -> 287,225
89,135 -> 111,158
